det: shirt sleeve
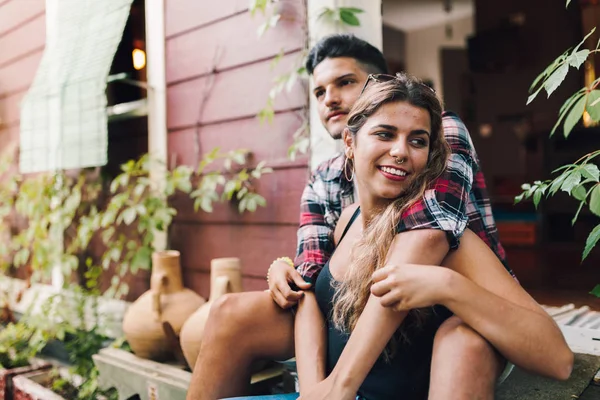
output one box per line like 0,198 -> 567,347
294,173 -> 336,285
396,112 -> 478,249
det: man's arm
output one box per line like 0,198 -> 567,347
269,164 -> 340,308
397,112 -> 476,248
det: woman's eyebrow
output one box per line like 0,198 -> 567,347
411,129 -> 430,137
370,124 -> 397,131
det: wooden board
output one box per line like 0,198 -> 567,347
166,52 -> 306,129
170,222 -> 297,276
165,4 -> 304,84
0,0 -> 45,37
167,111 -> 308,169
165,0 -> 248,38
0,13 -> 45,67
0,49 -> 43,96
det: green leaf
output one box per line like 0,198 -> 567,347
339,9 -> 360,26
526,87 -> 543,105
533,189 -> 543,209
581,164 -> 600,182
590,284 -> 600,298
544,63 -> 569,98
317,7 -> 335,21
572,185 -> 587,201
559,89 -> 586,116
122,207 -> 137,225
587,90 -> 600,121
561,171 -> 581,193
590,185 -> 600,216
568,49 -> 589,69
572,200 -> 586,225
514,193 -> 524,204
563,95 -> 586,137
583,224 -> 600,261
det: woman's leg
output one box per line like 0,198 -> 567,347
429,316 -> 504,400
186,291 -> 295,400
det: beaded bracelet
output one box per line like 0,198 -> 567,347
266,256 -> 294,285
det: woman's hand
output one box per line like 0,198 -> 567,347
370,263 -> 451,311
298,376 -> 356,400
267,261 -> 312,309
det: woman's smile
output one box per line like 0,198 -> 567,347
378,165 -> 409,181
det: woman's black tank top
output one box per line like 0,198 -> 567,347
314,207 -> 452,400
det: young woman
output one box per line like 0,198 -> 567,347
227,73 -> 573,400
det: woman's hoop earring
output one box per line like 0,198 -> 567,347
343,157 -> 354,182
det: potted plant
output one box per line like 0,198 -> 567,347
0,321 -> 52,400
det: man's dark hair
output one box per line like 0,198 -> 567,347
305,34 -> 389,75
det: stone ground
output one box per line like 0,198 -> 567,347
496,353 -> 600,399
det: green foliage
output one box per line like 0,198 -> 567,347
317,7 -> 365,27
0,321 -> 50,369
250,0 -> 365,160
515,153 -> 600,243
519,4 -> 600,286
527,28 -> 599,138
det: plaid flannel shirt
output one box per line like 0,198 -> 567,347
295,111 -> 509,284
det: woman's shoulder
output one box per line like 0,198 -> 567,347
334,203 -> 360,245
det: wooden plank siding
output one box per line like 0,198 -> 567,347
0,0 -> 45,147
165,0 -> 308,298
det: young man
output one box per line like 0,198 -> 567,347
187,34 -> 508,400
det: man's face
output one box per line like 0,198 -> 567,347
311,57 -> 370,140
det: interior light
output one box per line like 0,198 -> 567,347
132,48 -> 146,70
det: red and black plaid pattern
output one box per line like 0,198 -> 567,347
295,112 -> 510,284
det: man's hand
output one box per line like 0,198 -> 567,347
267,261 -> 312,309
370,264 -> 452,311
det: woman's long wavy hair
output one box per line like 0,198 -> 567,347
332,73 -> 450,351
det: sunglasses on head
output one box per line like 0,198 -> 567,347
359,73 -> 436,96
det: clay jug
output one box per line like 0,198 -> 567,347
180,257 -> 243,369
122,250 -> 206,361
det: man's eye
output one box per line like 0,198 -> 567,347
314,90 -> 324,98
340,80 -> 354,86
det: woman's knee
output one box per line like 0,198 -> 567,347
434,317 -> 494,357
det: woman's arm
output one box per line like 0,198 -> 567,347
372,229 -> 573,380
295,291 -> 327,391
300,229 -> 450,397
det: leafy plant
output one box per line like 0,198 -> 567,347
75,150 -> 271,297
0,321 -> 51,369
250,0 -> 365,161
517,1 -> 600,295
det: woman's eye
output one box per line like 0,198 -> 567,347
376,132 -> 393,139
410,138 -> 428,147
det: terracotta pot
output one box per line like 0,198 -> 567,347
122,250 -> 205,361
180,257 -> 243,369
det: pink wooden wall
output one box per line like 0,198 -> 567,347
0,0 -> 45,153
164,0 -> 309,298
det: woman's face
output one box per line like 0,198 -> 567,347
346,101 -> 431,203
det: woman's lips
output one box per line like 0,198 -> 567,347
378,166 -> 408,182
